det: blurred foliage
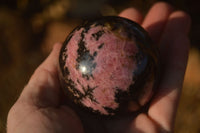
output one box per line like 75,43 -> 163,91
0,0 -> 200,133
175,48 -> 200,133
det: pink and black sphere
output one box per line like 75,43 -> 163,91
59,16 -> 160,116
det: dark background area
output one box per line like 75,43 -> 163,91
0,0 -> 200,132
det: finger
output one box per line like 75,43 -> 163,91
142,2 -> 174,43
119,7 -> 143,24
39,42 -> 62,76
19,43 -> 62,108
148,11 -> 191,131
130,113 -> 159,133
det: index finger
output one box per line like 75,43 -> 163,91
119,7 -> 143,24
142,2 -> 174,43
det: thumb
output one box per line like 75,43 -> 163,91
19,43 -> 62,108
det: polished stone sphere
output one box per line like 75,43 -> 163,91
59,16 -> 160,116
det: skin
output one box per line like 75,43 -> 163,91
7,2 -> 191,133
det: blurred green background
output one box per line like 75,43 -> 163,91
0,0 -> 200,133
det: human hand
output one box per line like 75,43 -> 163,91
7,2 -> 191,133
7,43 -> 84,133
116,2 -> 191,133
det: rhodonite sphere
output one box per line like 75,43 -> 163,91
59,16 -> 160,116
